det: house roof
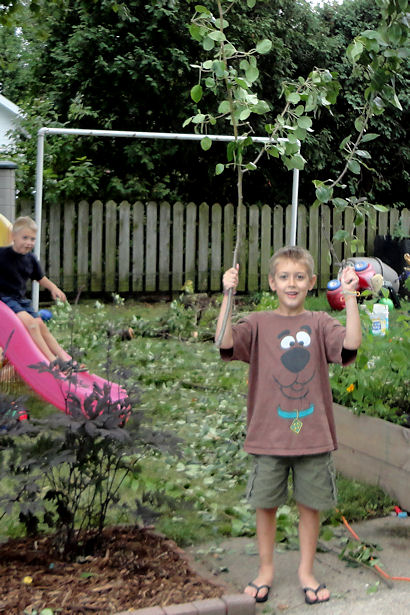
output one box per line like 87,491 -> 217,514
0,93 -> 22,117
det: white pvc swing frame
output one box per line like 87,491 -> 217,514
33,127 -> 300,310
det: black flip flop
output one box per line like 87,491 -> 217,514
303,583 -> 330,605
246,581 -> 271,603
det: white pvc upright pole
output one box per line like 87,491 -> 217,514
33,130 -> 45,312
290,167 -> 300,246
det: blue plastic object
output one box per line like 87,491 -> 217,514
327,279 -> 341,291
354,261 -> 368,272
39,308 -> 53,321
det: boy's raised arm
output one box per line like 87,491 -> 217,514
215,265 -> 239,349
339,268 -> 362,350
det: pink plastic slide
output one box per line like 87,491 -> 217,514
0,301 -> 129,417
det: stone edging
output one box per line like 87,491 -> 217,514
116,593 -> 255,615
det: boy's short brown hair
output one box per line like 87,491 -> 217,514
269,246 -> 315,279
12,216 -> 37,234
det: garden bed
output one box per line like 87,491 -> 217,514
333,403 -> 410,511
0,525 -> 224,614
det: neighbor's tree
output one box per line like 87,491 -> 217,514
0,0 -> 408,208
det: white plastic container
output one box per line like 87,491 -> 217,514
370,303 -> 389,336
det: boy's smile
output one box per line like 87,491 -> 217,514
269,259 -> 316,315
12,227 -> 37,255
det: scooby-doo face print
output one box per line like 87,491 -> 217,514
273,324 -> 316,434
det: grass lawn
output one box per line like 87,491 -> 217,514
1,292 -> 401,546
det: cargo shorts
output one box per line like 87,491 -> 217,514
246,452 -> 337,511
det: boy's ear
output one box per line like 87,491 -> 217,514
268,274 -> 276,291
309,274 -> 317,290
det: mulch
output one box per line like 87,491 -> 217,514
0,526 -> 225,614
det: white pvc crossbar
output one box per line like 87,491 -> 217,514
33,127 -> 300,309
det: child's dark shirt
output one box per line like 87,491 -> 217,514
0,246 -> 44,300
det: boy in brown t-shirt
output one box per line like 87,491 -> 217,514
216,246 -> 362,606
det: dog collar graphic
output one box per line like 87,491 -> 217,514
277,404 -> 314,434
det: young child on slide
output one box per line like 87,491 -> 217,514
0,216 -> 84,372
216,246 -> 362,606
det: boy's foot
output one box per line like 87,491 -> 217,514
301,582 -> 330,605
50,358 -> 87,374
244,581 -> 271,603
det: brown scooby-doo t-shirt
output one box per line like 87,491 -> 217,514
220,310 -> 356,456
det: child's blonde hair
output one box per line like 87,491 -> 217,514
269,246 -> 315,279
12,216 -> 37,234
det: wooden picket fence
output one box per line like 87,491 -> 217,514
17,199 -> 410,296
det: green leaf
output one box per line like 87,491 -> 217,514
392,93 -> 403,111
315,185 -> 333,203
294,127 -> 307,140
287,153 -> 306,170
215,163 -> 224,175
223,43 -> 236,58
305,93 -> 317,113
203,37 -> 215,51
189,24 -> 202,42
245,66 -> 259,82
195,4 -> 210,14
356,150 -> 371,159
372,204 -> 389,212
190,84 -> 203,103
218,100 -> 231,114
191,113 -> 206,124
235,77 -> 250,89
297,116 -> 312,130
334,229 -> 350,241
182,117 -> 192,128
340,135 -> 351,150
354,117 -> 365,132
201,137 -> 212,151
246,162 -> 257,171
227,141 -> 235,162
348,159 -> 361,175
287,92 -> 301,104
239,108 -> 251,120
361,133 -> 379,142
256,39 -> 272,54
213,61 -> 226,78
247,0 -> 256,7
251,100 -> 270,115
208,30 -> 226,42
332,198 -> 348,209
205,77 -> 215,89
347,40 -> 364,63
386,23 -> 403,46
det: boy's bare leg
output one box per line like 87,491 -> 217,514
297,502 -> 330,603
17,312 -> 70,363
244,507 -> 277,600
38,319 -> 71,361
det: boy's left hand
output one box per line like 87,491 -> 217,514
51,288 -> 67,302
339,266 -> 359,293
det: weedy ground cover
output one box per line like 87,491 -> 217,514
0,293 -> 404,547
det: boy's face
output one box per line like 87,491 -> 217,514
268,258 -> 316,315
12,226 -> 37,255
